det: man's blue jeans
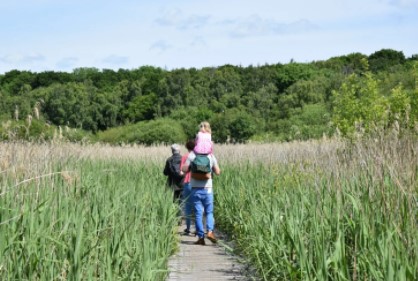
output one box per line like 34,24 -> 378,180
192,188 -> 214,238
182,182 -> 193,231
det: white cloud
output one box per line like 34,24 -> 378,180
0,53 -> 45,64
150,40 -> 172,53
155,8 -> 210,30
227,16 -> 318,38
101,55 -> 129,66
155,8 -> 183,26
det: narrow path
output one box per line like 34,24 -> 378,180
167,223 -> 254,281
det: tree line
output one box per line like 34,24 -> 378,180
0,48 -> 417,144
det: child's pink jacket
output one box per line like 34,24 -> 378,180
194,132 -> 212,154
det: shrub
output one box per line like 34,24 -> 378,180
96,118 -> 186,145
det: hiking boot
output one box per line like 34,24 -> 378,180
183,229 -> 191,235
194,237 -> 205,245
207,231 -> 217,243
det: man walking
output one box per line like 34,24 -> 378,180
182,150 -> 221,245
163,144 -> 184,203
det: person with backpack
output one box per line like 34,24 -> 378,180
182,146 -> 221,246
163,144 -> 184,203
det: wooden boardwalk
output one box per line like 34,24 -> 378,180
166,223 -> 255,281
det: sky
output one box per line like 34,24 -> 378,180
0,0 -> 417,74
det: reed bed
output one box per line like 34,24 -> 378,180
1,134 -> 416,280
215,132 -> 418,280
0,143 -> 179,280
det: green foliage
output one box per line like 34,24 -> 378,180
332,61 -> 418,136
288,103 -> 332,140
0,118 -> 95,142
244,83 -> 277,120
209,113 -> 230,143
210,108 -> 260,143
123,93 -> 157,122
318,52 -> 368,74
276,63 -> 315,92
95,125 -> 130,144
63,127 -> 94,143
332,70 -> 388,135
97,118 -> 186,145
407,63 -> 418,125
168,107 -> 214,139
0,48 -> 416,144
228,110 -> 258,143
0,119 -> 55,141
369,49 -> 406,73
132,118 -> 186,145
0,158 -> 178,280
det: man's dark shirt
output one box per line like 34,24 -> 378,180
163,153 -> 183,190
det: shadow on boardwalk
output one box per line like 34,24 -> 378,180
167,223 -> 258,281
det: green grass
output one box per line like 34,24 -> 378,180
215,136 -> 418,280
1,134 -> 416,280
0,159 -> 178,280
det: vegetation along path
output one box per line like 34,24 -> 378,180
167,222 -> 255,281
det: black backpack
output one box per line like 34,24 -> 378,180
168,154 -> 184,186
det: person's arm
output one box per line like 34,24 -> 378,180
182,153 -> 192,173
211,154 -> 221,175
163,159 -> 170,176
181,162 -> 189,173
212,164 -> 221,175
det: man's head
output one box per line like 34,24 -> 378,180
171,143 -> 180,154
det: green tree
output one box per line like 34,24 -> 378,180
245,82 -> 277,123
169,106 -> 214,139
209,65 -> 243,108
288,103 -> 331,140
332,69 -> 388,136
123,93 -> 157,122
276,63 -> 315,92
368,49 -> 406,73
212,108 -> 258,143
388,85 -> 411,127
44,83 -> 94,130
228,110 -> 258,143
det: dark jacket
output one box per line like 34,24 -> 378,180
163,153 -> 183,190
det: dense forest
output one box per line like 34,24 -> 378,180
0,48 -> 417,144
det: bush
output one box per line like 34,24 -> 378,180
0,119 -> 55,141
96,118 -> 186,145
95,126 -> 130,144
131,118 -> 186,145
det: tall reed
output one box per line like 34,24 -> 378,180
0,143 -> 179,280
215,132 -> 417,280
1,135 -> 416,280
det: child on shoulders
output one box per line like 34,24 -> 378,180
194,121 -> 213,155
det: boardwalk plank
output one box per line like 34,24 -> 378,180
167,224 -> 254,281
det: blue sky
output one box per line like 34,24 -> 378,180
0,0 -> 417,74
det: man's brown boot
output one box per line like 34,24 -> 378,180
207,231 -> 217,243
194,237 -> 205,245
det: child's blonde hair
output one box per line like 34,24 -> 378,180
199,121 -> 211,134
